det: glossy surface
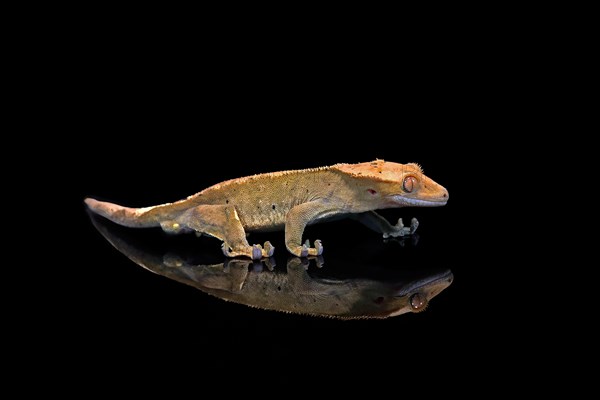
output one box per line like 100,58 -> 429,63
89,212 -> 453,319
41,147 -> 508,391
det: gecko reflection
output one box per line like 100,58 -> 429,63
89,212 -> 453,319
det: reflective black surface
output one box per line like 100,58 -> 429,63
89,211 -> 453,319
44,148 -> 510,391
20,34 -> 549,392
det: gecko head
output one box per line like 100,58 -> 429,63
334,160 -> 449,208
386,162 -> 449,207
339,268 -> 454,319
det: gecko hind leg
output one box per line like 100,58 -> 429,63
175,205 -> 275,260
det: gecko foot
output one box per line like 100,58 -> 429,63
383,217 -> 419,238
296,240 -> 324,257
221,241 -> 275,260
251,242 -> 276,260
287,255 -> 325,270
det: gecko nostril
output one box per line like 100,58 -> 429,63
443,193 -> 447,197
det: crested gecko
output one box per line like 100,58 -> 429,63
85,159 -> 449,259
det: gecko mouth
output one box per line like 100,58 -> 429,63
395,269 -> 454,296
391,196 -> 448,207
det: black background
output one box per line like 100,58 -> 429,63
21,34 -> 539,393
62,127 -> 502,389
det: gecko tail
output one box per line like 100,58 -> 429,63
84,197 -> 162,228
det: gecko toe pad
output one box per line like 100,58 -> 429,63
264,241 -> 275,257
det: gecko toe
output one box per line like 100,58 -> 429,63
314,255 -> 324,268
264,241 -> 275,257
252,245 -> 263,260
300,244 -> 309,257
221,243 -> 234,257
410,217 -> 419,234
264,257 -> 276,271
314,239 -> 323,255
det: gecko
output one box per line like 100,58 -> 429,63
84,159 -> 449,259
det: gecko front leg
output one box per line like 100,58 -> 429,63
352,211 -> 419,238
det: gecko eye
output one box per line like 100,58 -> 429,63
409,293 -> 427,311
403,176 -> 417,193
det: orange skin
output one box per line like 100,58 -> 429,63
85,160 -> 448,259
